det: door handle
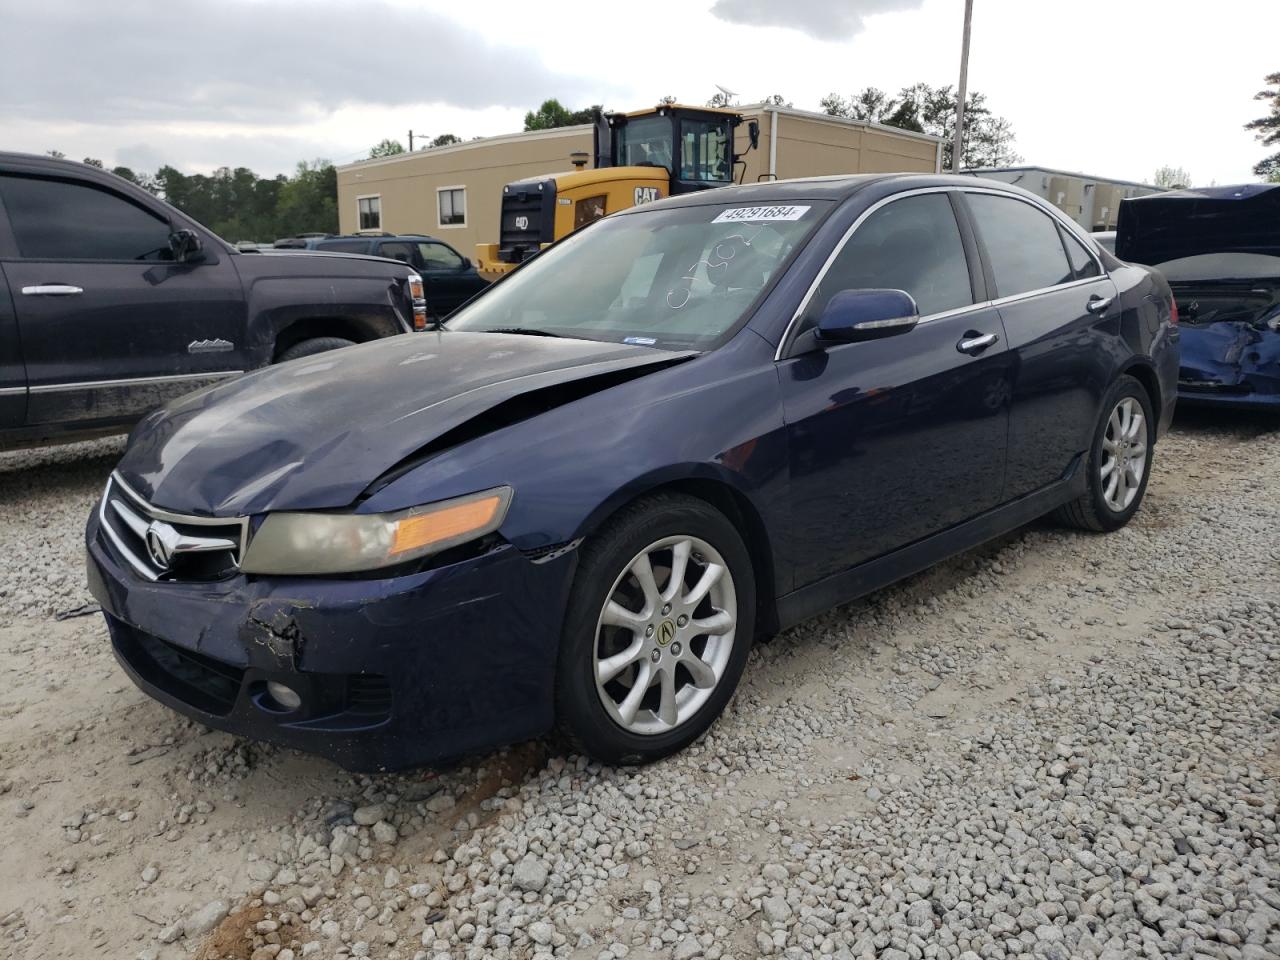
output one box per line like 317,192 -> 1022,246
957,332 -> 999,355
1086,295 -> 1113,314
22,284 -> 84,296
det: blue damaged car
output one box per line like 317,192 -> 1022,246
1117,183 -> 1280,410
87,175 -> 1179,770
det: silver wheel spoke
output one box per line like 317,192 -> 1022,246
602,600 -> 646,630
656,666 -> 678,726
616,661 -> 653,726
1101,457 -> 1116,479
684,562 -> 724,609
692,609 -> 734,636
679,652 -> 718,689
662,539 -> 692,602
597,639 -> 645,685
631,553 -> 661,612
1104,472 -> 1120,502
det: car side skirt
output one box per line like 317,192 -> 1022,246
775,454 -> 1087,632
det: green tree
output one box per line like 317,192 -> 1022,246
523,99 -> 599,130
429,134 -> 462,147
1245,70 -> 1280,180
275,161 -> 338,236
1152,165 -> 1191,189
822,84 -> 1019,169
83,157 -> 104,168
46,149 -> 65,159
706,92 -> 734,108
369,138 -> 405,158
154,161 -> 336,240
759,94 -> 791,107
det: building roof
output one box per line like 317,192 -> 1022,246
962,165 -> 1157,190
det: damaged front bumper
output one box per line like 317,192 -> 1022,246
85,509 -> 576,771
1177,322 -> 1280,411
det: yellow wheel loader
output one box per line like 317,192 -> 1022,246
475,104 -> 759,276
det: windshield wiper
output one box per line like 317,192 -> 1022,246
482,327 -> 565,338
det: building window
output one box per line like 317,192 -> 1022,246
357,195 -> 381,231
438,187 -> 465,227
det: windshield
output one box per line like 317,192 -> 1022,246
447,200 -> 829,350
617,116 -> 674,171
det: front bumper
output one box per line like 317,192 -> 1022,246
86,510 -> 577,771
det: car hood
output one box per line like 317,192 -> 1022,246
118,332 -> 694,516
1117,183 -> 1280,265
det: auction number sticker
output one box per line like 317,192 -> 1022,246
712,205 -> 811,223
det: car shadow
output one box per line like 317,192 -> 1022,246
1171,405 -> 1279,438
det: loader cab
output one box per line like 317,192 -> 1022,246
598,105 -> 752,194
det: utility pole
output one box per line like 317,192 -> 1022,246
952,0 -> 973,173
408,130 -> 415,152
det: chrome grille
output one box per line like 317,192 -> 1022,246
99,473 -> 249,582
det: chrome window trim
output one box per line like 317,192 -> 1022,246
29,371 -> 242,394
774,185 -> 1111,361
99,472 -> 250,582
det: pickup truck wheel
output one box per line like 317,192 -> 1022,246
275,337 -> 355,363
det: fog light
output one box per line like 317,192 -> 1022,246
266,681 -> 302,711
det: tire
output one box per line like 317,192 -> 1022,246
275,336 -> 355,363
1053,374 -> 1154,532
555,494 -> 756,764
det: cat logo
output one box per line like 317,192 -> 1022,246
514,215 -> 530,231
633,186 -> 660,206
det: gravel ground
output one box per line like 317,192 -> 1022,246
0,411 -> 1277,960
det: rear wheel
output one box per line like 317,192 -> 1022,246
275,336 -> 355,362
1054,374 -> 1154,532
555,495 -> 755,764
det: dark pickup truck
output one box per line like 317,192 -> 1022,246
0,153 -> 428,449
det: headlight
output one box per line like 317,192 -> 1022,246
239,487 -> 511,575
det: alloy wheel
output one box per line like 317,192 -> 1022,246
1100,396 -> 1147,512
593,535 -> 737,736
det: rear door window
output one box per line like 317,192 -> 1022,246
0,175 -> 174,261
966,193 -> 1075,297
378,241 -> 415,264
416,242 -> 463,271
807,192 -> 974,323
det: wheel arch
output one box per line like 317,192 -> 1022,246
572,469 -> 781,640
271,316 -> 382,359
1118,358 -> 1162,428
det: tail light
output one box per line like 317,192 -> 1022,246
1169,297 -> 1179,326
407,274 -> 428,331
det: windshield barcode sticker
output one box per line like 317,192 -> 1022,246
712,205 -> 811,223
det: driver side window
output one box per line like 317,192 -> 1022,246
803,193 -> 974,331
0,175 -> 175,261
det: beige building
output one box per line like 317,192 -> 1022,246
961,166 -> 1161,230
336,105 -> 944,258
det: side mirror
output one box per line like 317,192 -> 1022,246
168,228 -> 203,263
816,289 -> 919,343
461,256 -> 473,270
748,120 -> 760,151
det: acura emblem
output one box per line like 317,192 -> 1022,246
145,520 -> 179,570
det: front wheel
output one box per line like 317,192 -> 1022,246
1054,374 -> 1154,532
555,494 -> 755,764
275,336 -> 356,363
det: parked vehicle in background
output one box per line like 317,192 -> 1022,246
87,175 -> 1178,771
1117,184 -> 1280,410
0,153 -> 427,450
303,234 -> 489,320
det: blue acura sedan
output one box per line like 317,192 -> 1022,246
87,175 -> 1179,769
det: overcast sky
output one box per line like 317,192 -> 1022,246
2,0 -> 1276,185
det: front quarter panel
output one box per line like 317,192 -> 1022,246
362,331 -> 792,589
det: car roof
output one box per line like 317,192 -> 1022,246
615,173 -> 1045,214
314,234 -> 444,243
